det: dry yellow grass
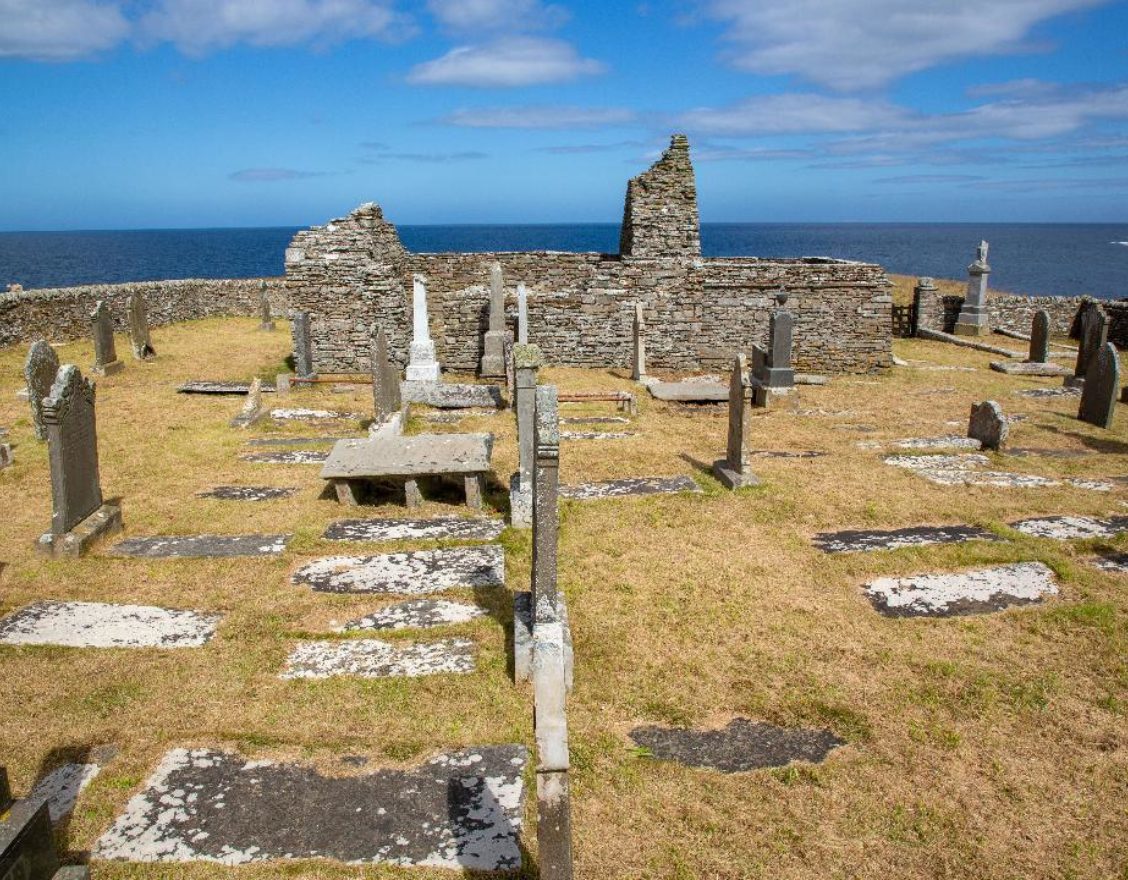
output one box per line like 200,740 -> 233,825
1,316 -> 1126,879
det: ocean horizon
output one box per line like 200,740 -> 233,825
2,222 -> 1126,300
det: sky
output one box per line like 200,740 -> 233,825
1,0 -> 1127,230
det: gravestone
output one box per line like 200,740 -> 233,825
713,354 -> 760,488
292,310 -> 315,379
1078,342 -> 1120,428
0,441 -> 10,470
90,300 -> 123,376
127,293 -> 155,360
229,378 -> 266,428
533,385 -> 561,617
406,274 -> 441,381
518,282 -> 530,344
258,281 -> 275,331
480,262 -> 509,377
0,798 -> 61,880
1028,309 -> 1050,363
953,240 -> 990,336
631,303 -> 646,381
1068,305 -> 1107,387
751,291 -> 795,407
24,339 -> 59,441
968,400 -> 1008,450
912,277 -> 936,335
510,343 -> 544,527
37,365 -> 122,557
370,325 -> 403,436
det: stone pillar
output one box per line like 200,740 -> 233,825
258,281 -> 275,331
713,354 -> 759,488
480,262 -> 509,377
406,274 -> 441,382
1078,342 -> 1120,429
127,292 -> 156,359
1028,309 -> 1050,364
532,385 -> 560,618
533,615 -> 573,880
509,344 -> 543,528
90,300 -> 123,376
292,311 -> 315,379
370,325 -> 404,437
953,240 -> 991,336
518,282 -> 530,345
24,339 -> 59,441
631,303 -> 646,381
912,277 -> 936,335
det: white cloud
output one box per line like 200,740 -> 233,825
426,0 -> 565,32
680,94 -> 909,136
705,0 -> 1106,90
441,105 -> 636,129
0,0 -> 130,61
407,36 -> 604,87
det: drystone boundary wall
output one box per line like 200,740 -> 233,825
0,278 -> 288,348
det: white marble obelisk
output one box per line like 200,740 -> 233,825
406,274 -> 441,382
518,282 -> 529,344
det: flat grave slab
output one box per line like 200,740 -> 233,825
1015,387 -> 1081,398
421,409 -> 499,423
630,718 -> 843,773
747,449 -> 826,459
281,637 -> 475,679
560,416 -> 630,425
292,546 -> 506,594
0,600 -> 220,648
177,381 -> 276,395
863,561 -> 1058,617
894,436 -> 982,450
813,524 -> 997,554
885,454 -> 990,471
241,450 -> 329,464
324,517 -> 504,542
560,431 -> 637,440
23,762 -> 102,822
340,599 -> 488,632
916,469 -> 1062,488
270,408 -> 360,421
1008,447 -> 1090,459
111,534 -> 290,558
93,745 -> 527,869
1092,552 -> 1128,573
647,382 -> 729,402
401,382 -> 503,409
1009,515 -> 1128,539
989,361 -> 1069,376
245,436 -> 347,446
195,486 -> 298,501
320,434 -> 491,479
560,475 -> 702,501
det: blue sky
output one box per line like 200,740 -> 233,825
1,0 -> 1127,230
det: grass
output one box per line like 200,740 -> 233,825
0,315 -> 1126,878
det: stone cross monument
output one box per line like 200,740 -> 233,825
90,300 -> 123,376
480,262 -> 509,377
24,339 -> 59,441
953,240 -> 990,336
406,274 -> 441,382
127,292 -> 156,359
713,354 -> 760,488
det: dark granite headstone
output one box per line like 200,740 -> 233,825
293,311 -> 314,379
1073,305 -> 1107,381
1078,341 -> 1120,428
24,339 -> 59,441
127,293 -> 155,360
43,366 -> 103,535
1028,309 -> 1050,364
90,300 -> 123,376
0,799 -> 60,880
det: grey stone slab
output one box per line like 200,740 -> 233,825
229,377 -> 266,429
340,599 -> 488,632
177,381 -> 276,395
245,436 -> 346,446
195,486 -> 298,501
813,524 -> 997,554
241,450 -> 329,464
1015,386 -> 1081,398
110,534 -> 290,558
560,431 -> 637,440
93,745 -> 527,869
1074,305 -> 1108,379
1009,515 -> 1128,539
630,718 -> 843,773
915,469 -> 1061,488
323,516 -> 504,542
292,310 -> 314,379
560,475 -> 702,500
1007,447 -> 1090,459
894,436 -> 982,450
23,762 -> 102,823
320,433 -> 492,479
884,453 -> 990,471
421,409 -> 499,423
0,600 -> 220,648
1078,342 -> 1120,428
1029,309 -> 1051,363
270,408 -> 360,421
292,545 -> 505,594
281,638 -> 475,679
647,382 -> 728,402
401,381 -> 503,409
24,340 -> 59,441
559,416 -> 630,424
989,361 -> 1068,376
1065,477 -> 1115,491
0,800 -> 59,879
863,561 -> 1058,617
747,449 -> 826,458
1092,552 -> 1128,573
968,400 -> 1008,450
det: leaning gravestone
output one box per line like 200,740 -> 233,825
24,339 -> 59,441
1078,342 -> 1120,429
37,365 -> 122,557
90,300 -> 123,376
713,354 -> 760,488
968,400 -> 1008,450
1029,309 -> 1050,364
127,293 -> 156,360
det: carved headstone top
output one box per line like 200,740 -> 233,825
774,290 -> 789,308
969,240 -> 990,272
514,343 -> 545,371
917,277 -> 936,290
535,385 -> 560,459
42,365 -> 104,535
24,339 -> 59,441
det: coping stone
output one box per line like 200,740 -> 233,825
813,524 -> 997,554
110,534 -> 290,558
93,745 -> 527,869
559,475 -> 701,501
1009,515 -> 1128,539
240,450 -> 329,464
281,638 -> 475,679
630,718 -> 844,773
339,599 -> 488,631
0,600 -> 220,648
324,516 -> 504,542
195,486 -> 298,501
292,545 -> 505,594
862,561 -> 1058,617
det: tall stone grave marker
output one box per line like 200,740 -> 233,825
1068,305 -> 1108,388
1028,309 -> 1050,364
24,340 -> 59,441
258,281 -> 275,331
953,240 -> 990,336
510,343 -> 543,527
37,365 -> 122,557
90,300 -> 123,376
912,277 -> 936,336
293,311 -> 315,379
713,354 -> 760,488
968,400 -> 1008,450
1078,342 -> 1120,429
631,303 -> 646,381
752,292 -> 795,408
406,274 -> 441,382
518,282 -> 530,344
533,384 -> 560,619
480,262 -> 510,377
127,293 -> 156,360
369,325 -> 404,437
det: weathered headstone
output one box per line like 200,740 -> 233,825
1078,342 -> 1120,428
90,300 -> 123,376
258,281 -> 275,331
229,378 -> 266,428
0,441 -> 11,470
713,354 -> 760,488
510,343 -> 544,527
953,240 -> 990,336
370,325 -> 403,436
752,291 -> 795,407
533,385 -> 560,616
1069,305 -> 1108,387
967,400 -> 1008,450
1028,309 -> 1050,363
911,277 -> 936,335
518,282 -> 530,344
127,292 -> 155,360
631,303 -> 646,381
37,365 -> 122,557
292,310 -> 315,379
24,339 -> 59,441
406,274 -> 441,382
480,262 -> 510,377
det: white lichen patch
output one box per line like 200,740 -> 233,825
0,601 -> 221,648
894,436 -> 983,450
25,762 -> 102,821
241,450 -> 329,464
1010,515 -> 1128,540
324,517 -> 504,543
560,431 -> 637,440
270,408 -> 360,421
292,545 -> 505,594
916,470 -> 1061,488
340,599 -> 488,631
884,454 -> 990,471
863,562 -> 1058,617
281,638 -> 475,679
1092,553 -> 1128,573
560,475 -> 701,501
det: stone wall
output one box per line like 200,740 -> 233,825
0,278 -> 288,348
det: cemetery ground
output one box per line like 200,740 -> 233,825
1,311 -> 1126,880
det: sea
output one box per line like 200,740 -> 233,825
1,223 -> 1125,300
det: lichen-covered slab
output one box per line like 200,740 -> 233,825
177,381 -> 275,395
270,408 -> 360,421
421,410 -> 500,423
1015,387 -> 1081,398
915,469 -> 1061,488
292,546 -> 505,594
111,534 -> 290,558
241,450 -> 329,464
560,416 -> 630,425
1092,552 -> 1128,573
884,454 -> 990,471
281,638 -> 475,679
93,745 -> 527,869
245,436 -> 346,446
196,486 -> 298,501
747,449 -> 826,459
863,561 -> 1058,617
560,431 -> 637,440
25,762 -> 102,822
894,437 -> 983,450
813,524 -> 996,554
1010,515 -> 1128,540
340,599 -> 488,632
0,601 -> 220,647
324,517 -> 504,542
401,382 -> 503,409
647,382 -> 728,402
560,475 -> 701,500
1065,478 -> 1114,492
630,718 -> 843,773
